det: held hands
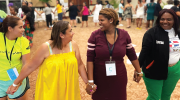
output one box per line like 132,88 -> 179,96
86,83 -> 97,95
6,83 -> 22,95
133,71 -> 142,83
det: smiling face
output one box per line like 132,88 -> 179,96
99,15 -> 113,31
8,20 -> 24,37
160,12 -> 174,30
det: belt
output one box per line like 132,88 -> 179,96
168,63 -> 177,67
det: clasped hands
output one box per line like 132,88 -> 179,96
6,82 -> 22,95
85,83 -> 97,95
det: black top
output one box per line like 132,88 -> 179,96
66,5 -> 79,17
139,26 -> 180,80
30,7 -> 35,19
171,6 -> 180,23
154,3 -> 162,16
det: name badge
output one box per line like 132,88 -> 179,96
7,68 -> 19,80
105,61 -> 116,76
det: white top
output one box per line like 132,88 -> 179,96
165,28 -> 180,64
163,4 -> 174,9
94,4 -> 102,15
137,4 -> 144,15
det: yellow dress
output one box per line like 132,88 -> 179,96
35,42 -> 81,100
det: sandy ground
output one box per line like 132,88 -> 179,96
10,18 -> 180,100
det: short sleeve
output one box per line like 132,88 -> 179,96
125,31 -> 137,61
21,37 -> 30,55
87,31 -> 96,62
43,8 -> 46,12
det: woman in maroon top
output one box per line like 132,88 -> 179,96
86,8 -> 142,100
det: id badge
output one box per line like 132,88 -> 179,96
7,68 -> 19,80
105,61 -> 117,76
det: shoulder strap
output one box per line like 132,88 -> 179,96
46,42 -> 53,55
69,42 -> 73,52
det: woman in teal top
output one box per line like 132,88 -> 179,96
145,0 -> 156,30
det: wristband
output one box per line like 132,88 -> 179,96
12,83 -> 18,87
88,80 -> 94,83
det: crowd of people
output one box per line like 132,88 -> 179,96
0,0 -> 180,100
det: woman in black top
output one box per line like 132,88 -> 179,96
139,9 -> 180,100
66,1 -> 79,27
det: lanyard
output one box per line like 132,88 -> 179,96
4,34 -> 17,66
104,28 -> 117,61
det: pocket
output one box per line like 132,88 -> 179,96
146,60 -> 154,69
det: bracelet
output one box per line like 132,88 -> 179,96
12,83 -> 18,87
137,72 -> 143,74
88,80 -> 94,83
87,83 -> 96,88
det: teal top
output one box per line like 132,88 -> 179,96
118,3 -> 123,13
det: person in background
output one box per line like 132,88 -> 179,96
86,8 -> 142,100
153,0 -> 162,26
104,1 -> 114,9
6,20 -> 89,100
0,16 -> 30,100
124,0 -> 135,28
10,6 -> 21,18
139,9 -> 180,100
90,1 -> 102,27
116,0 -> 124,26
22,5 -> 35,47
80,2 -> 90,27
135,0 -> 145,30
142,0 -> 147,25
163,0 -> 174,9
54,0 -> 63,20
8,3 -> 14,15
171,0 -> 180,25
39,3 -> 53,30
28,2 -> 40,27
22,1 -> 28,6
145,0 -> 156,30
66,1 -> 80,27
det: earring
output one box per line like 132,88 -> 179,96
110,22 -> 112,23
62,37 -> 64,38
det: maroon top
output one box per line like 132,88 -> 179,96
87,28 -> 137,100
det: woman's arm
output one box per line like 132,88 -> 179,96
131,5 -> 136,13
91,6 -> 96,13
80,7 -> 84,14
73,41 -> 88,84
135,5 -> 138,12
21,53 -> 30,66
7,43 -> 49,95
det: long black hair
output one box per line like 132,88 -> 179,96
156,9 -> 180,38
57,0 -> 62,5
46,3 -> 50,7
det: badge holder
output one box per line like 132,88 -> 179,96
105,56 -> 117,76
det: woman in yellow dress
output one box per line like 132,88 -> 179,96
6,21 -> 91,100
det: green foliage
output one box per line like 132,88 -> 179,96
39,0 -> 51,3
110,0 -> 119,8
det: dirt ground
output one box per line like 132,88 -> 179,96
11,18 -> 180,100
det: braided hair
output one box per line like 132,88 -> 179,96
99,8 -> 119,26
